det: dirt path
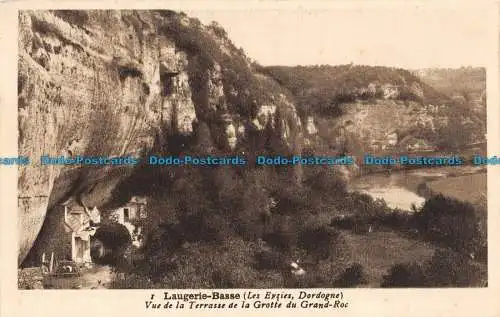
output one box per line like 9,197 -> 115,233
43,265 -> 114,289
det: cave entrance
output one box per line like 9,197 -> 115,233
160,71 -> 179,97
91,223 -> 132,265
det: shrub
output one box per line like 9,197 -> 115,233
381,249 -> 487,287
416,194 -> 484,255
268,183 -> 311,216
303,166 -> 348,200
398,87 -> 421,102
179,212 -> 233,243
290,258 -> 348,288
141,248 -> 179,282
332,263 -> 368,287
254,250 -> 287,270
143,223 -> 184,255
109,273 -> 160,289
370,210 -> 415,231
330,215 -> 357,230
423,249 -> 486,287
298,226 -> 340,260
160,239 -> 262,288
262,230 -> 296,253
380,262 -> 427,287
339,192 -> 383,217
52,10 -> 89,27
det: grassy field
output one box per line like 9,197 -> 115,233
342,228 -> 487,287
341,230 -> 436,286
425,172 -> 486,205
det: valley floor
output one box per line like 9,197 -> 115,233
424,172 -> 486,205
342,230 -> 436,287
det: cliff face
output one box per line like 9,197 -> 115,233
335,100 -> 444,144
18,10 -> 303,265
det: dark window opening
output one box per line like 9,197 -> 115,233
119,67 -> 142,82
142,82 -> 150,95
123,208 -> 130,222
160,72 -> 178,97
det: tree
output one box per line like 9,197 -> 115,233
416,195 -> 483,255
333,263 -> 368,287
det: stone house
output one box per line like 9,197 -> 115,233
107,196 -> 148,248
367,83 -> 377,95
409,139 -> 434,151
381,84 -> 400,99
398,135 -> 434,152
369,140 -> 384,151
43,197 -> 100,264
107,196 -> 147,224
386,131 -> 399,146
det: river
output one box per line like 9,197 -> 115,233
349,166 -> 485,211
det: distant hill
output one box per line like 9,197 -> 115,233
261,64 -> 486,153
261,64 -> 451,118
411,67 -> 486,104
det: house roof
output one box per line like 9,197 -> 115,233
398,135 -> 417,147
65,212 -> 89,233
61,197 -> 85,211
382,84 -> 400,88
129,196 -> 147,204
398,135 -> 434,148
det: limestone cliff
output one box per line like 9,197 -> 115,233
18,10 -> 303,265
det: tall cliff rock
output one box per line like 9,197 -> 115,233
18,10 -> 303,265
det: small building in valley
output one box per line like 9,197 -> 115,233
381,84 -> 400,99
369,140 -> 384,151
398,135 -> 435,152
386,131 -> 399,146
408,139 -> 434,152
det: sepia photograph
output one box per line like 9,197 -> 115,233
16,6 -> 489,291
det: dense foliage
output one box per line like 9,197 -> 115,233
110,159 -> 356,288
330,193 -> 487,264
416,194 -> 487,261
157,11 -> 292,121
381,249 -> 486,287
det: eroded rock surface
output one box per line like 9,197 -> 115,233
18,10 -> 303,265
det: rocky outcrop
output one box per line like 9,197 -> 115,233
305,116 -> 318,135
18,10 -> 303,265
335,100 -> 441,145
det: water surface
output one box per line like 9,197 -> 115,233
349,167 -> 469,210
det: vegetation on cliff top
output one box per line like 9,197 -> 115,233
262,64 -> 450,118
156,10 -> 293,121
413,67 -> 486,99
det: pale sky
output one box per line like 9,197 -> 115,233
187,6 -> 491,69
